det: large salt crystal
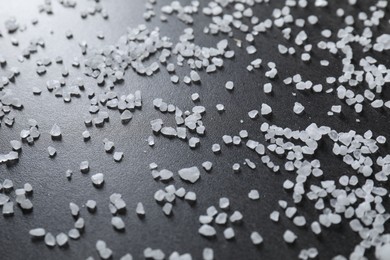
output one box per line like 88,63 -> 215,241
250,231 -> 263,245
178,166 -> 200,183
283,230 -> 297,243
198,224 -> 216,237
50,123 -> 62,138
376,243 -> 390,260
91,173 -> 104,187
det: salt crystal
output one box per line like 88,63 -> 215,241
50,123 -> 62,138
263,83 -> 272,94
261,103 -> 272,115
91,173 -> 104,187
198,224 -> 216,237
29,228 -> 46,238
159,169 -> 173,181
270,211 -> 280,222
250,232 -> 263,245
223,227 -> 235,240
248,190 -> 260,200
219,197 -> 230,209
44,233 -> 56,247
69,202 -> 80,217
283,230 -> 297,243
3,201 -> 14,215
47,146 -> 57,157
113,152 -> 124,162
225,81 -> 234,90
185,191 -> 196,202
202,161 -> 213,172
178,167 -> 200,183
86,200 -> 97,211
162,203 -> 173,216
111,216 -> 125,230
203,248 -> 214,260
136,202 -> 145,216
68,229 -> 80,239
293,102 -> 305,114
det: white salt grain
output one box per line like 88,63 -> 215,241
178,166 -> 200,183
248,190 -> 260,200
91,173 -> 104,187
219,197 -> 230,209
56,233 -> 68,247
198,224 -> 216,237
111,216 -> 125,230
250,232 -> 263,245
223,227 -> 235,240
283,230 -> 297,243
44,233 -> 56,247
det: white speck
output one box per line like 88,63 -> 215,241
80,161 -> 89,173
161,127 -> 177,137
50,123 -> 62,138
331,105 -> 342,113
82,130 -> 90,140
250,231 -> 263,245
56,233 -> 68,247
0,194 -> 9,206
68,229 -> 80,240
120,253 -> 133,260
3,179 -> 13,190
10,140 -> 22,151
47,146 -> 57,157
29,228 -> 46,238
190,70 -> 200,82
136,202 -> 145,216
219,197 -> 229,209
198,224 -> 216,237
248,190 -> 260,200
111,216 -> 125,230
212,144 -> 221,153
231,163 -> 240,173
261,103 -> 272,115
229,211 -> 243,223
248,110 -> 259,119
162,203 -> 173,215
203,248 -> 214,260
113,152 -> 124,162
121,110 -> 132,123
91,173 -> 104,187
293,216 -> 306,227
216,104 -> 225,112
159,169 -> 173,181
283,230 -> 297,243
189,137 -> 200,148
44,233 -> 56,247
270,211 -> 280,222
215,212 -> 227,224
293,102 -> 305,114
69,202 -> 80,217
191,93 -> 200,101
283,180 -> 294,190
3,202 -> 14,215
178,166 -> 200,183
202,161 -> 213,171
175,188 -> 186,198
225,81 -> 234,90
375,243 -> 390,260
223,227 -> 235,240
263,83 -> 272,94
86,200 -> 97,211
184,191 -> 197,202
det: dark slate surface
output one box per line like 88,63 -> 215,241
0,0 -> 389,259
